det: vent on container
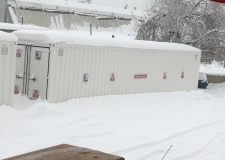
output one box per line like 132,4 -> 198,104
195,55 -> 198,60
1,46 -> 8,55
58,48 -> 64,56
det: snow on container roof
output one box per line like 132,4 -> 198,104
9,0 -> 144,20
0,23 -> 48,31
12,30 -> 201,52
0,31 -> 18,42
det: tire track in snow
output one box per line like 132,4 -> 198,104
170,132 -> 225,160
135,131 -> 225,160
136,150 -> 165,160
112,117 -> 225,155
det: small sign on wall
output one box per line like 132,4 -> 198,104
110,73 -> 115,81
134,74 -> 147,79
83,73 -> 89,82
35,51 -> 42,60
14,85 -> 19,94
181,72 -> 184,78
163,72 -> 167,79
16,49 -> 21,58
33,89 -> 39,98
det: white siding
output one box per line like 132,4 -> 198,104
0,41 -> 16,106
12,8 -> 131,32
47,44 -> 201,103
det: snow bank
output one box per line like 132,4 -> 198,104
0,105 -> 17,115
12,30 -> 201,52
21,103 -> 65,119
0,31 -> 18,42
0,23 -> 48,31
199,72 -> 207,81
200,61 -> 225,76
204,82 -> 225,98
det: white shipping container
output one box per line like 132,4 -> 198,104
0,31 -> 18,106
12,30 -> 201,103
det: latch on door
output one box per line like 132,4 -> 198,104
16,73 -> 24,79
29,74 -> 36,82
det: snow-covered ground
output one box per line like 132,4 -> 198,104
1,83 -> 225,160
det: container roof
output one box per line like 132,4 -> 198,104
0,23 -> 48,31
12,30 -> 201,52
0,31 -> 18,42
8,0 -> 144,20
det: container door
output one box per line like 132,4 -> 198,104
26,46 -> 50,99
14,45 -> 28,95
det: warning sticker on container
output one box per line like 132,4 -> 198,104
33,89 -> 39,98
1,46 -> 8,55
181,72 -> 184,79
16,49 -> 21,58
134,74 -> 147,79
163,72 -> 167,79
110,73 -> 115,81
14,86 -> 19,94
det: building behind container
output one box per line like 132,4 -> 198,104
7,0 -> 144,35
0,0 -> 8,23
12,30 -> 201,103
0,31 -> 18,106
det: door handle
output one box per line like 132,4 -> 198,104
16,75 -> 23,79
16,73 -> 24,79
29,74 -> 36,82
29,77 -> 36,82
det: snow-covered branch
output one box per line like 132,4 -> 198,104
136,0 -> 225,60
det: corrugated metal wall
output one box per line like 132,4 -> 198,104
0,41 -> 16,106
13,8 -> 130,31
0,0 -> 8,23
47,44 -> 200,103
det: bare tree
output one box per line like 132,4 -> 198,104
136,0 -> 225,61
